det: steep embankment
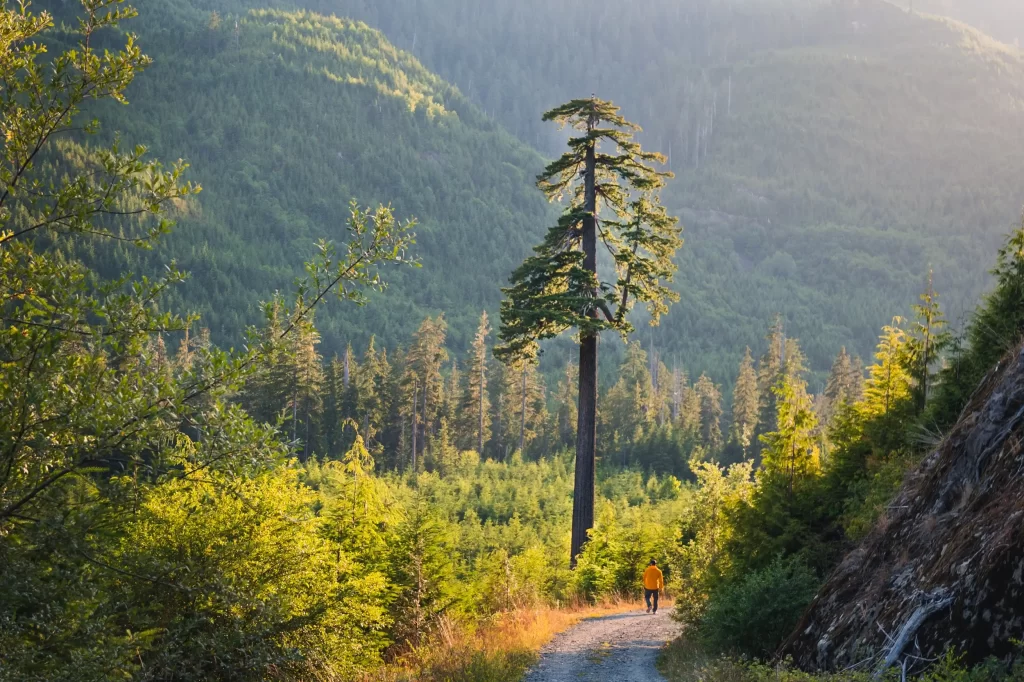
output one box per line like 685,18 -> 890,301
68,0 -> 552,354
782,342 -> 1024,671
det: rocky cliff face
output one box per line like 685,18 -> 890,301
783,344 -> 1024,672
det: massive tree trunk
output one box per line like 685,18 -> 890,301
571,134 -> 599,567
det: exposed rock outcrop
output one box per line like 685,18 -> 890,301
782,344 -> 1024,672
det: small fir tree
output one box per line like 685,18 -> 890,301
905,272 -> 950,414
695,374 -> 724,455
731,348 -> 759,454
458,311 -> 491,453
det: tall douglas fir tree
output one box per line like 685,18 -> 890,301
496,98 -> 682,565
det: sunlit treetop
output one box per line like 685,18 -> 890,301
496,97 -> 683,362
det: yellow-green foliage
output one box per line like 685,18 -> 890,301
111,469 -> 391,679
252,9 -> 457,119
378,452 -> 691,612
671,460 -> 755,626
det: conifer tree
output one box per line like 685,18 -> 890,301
695,374 -> 724,454
965,212 -> 1024,371
730,348 -> 759,454
905,273 -> 949,413
671,366 -> 688,424
518,365 -> 529,456
620,342 -> 654,395
390,500 -> 457,647
496,97 -> 682,564
824,347 -> 856,410
487,359 -> 509,459
459,312 -> 491,453
146,335 -> 173,384
603,342 -> 655,454
678,381 -> 702,438
760,372 -> 820,496
175,327 -> 213,440
444,359 -> 461,428
428,418 -> 459,476
498,360 -> 546,458
405,316 -> 449,466
243,301 -> 292,425
176,326 -> 210,375
321,343 -> 358,457
521,361 -> 546,456
753,317 -> 786,458
399,357 -> 419,472
654,359 -> 673,426
341,343 -> 359,423
340,433 -> 375,504
933,212 -> 1024,428
849,355 -> 866,403
390,348 -> 414,470
288,317 -> 324,459
374,347 -> 399,459
863,318 -> 913,420
322,355 -> 346,458
357,337 -> 390,449
754,320 -> 807,461
820,347 -> 861,432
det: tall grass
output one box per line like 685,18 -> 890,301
369,599 -> 636,682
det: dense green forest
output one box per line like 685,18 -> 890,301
5,0 -> 1024,680
58,0 -> 554,356
319,0 -> 1024,379
45,0 -> 1024,387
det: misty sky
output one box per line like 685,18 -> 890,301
918,0 -> 1024,45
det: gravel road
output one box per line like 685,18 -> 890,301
523,608 -> 682,682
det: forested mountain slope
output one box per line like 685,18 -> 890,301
59,0 -> 1024,384
67,1 -> 552,354
310,0 -> 1024,382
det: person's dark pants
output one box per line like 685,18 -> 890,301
644,589 -> 659,613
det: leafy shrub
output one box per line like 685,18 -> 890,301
841,451 -> 919,541
109,469 -> 391,680
697,557 -> 819,658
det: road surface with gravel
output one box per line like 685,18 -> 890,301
523,608 -> 682,682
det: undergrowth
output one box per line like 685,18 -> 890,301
658,639 -> 1024,682
368,599 -> 634,682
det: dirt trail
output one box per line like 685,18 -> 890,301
523,609 -> 681,682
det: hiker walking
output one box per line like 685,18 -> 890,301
643,559 -> 663,614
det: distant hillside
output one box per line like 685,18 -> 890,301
50,0 -> 1024,388
314,0 -> 1024,384
60,1 -> 552,355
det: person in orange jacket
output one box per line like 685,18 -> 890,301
643,559 -> 663,614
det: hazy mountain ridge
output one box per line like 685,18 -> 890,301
916,0 -> 1024,46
